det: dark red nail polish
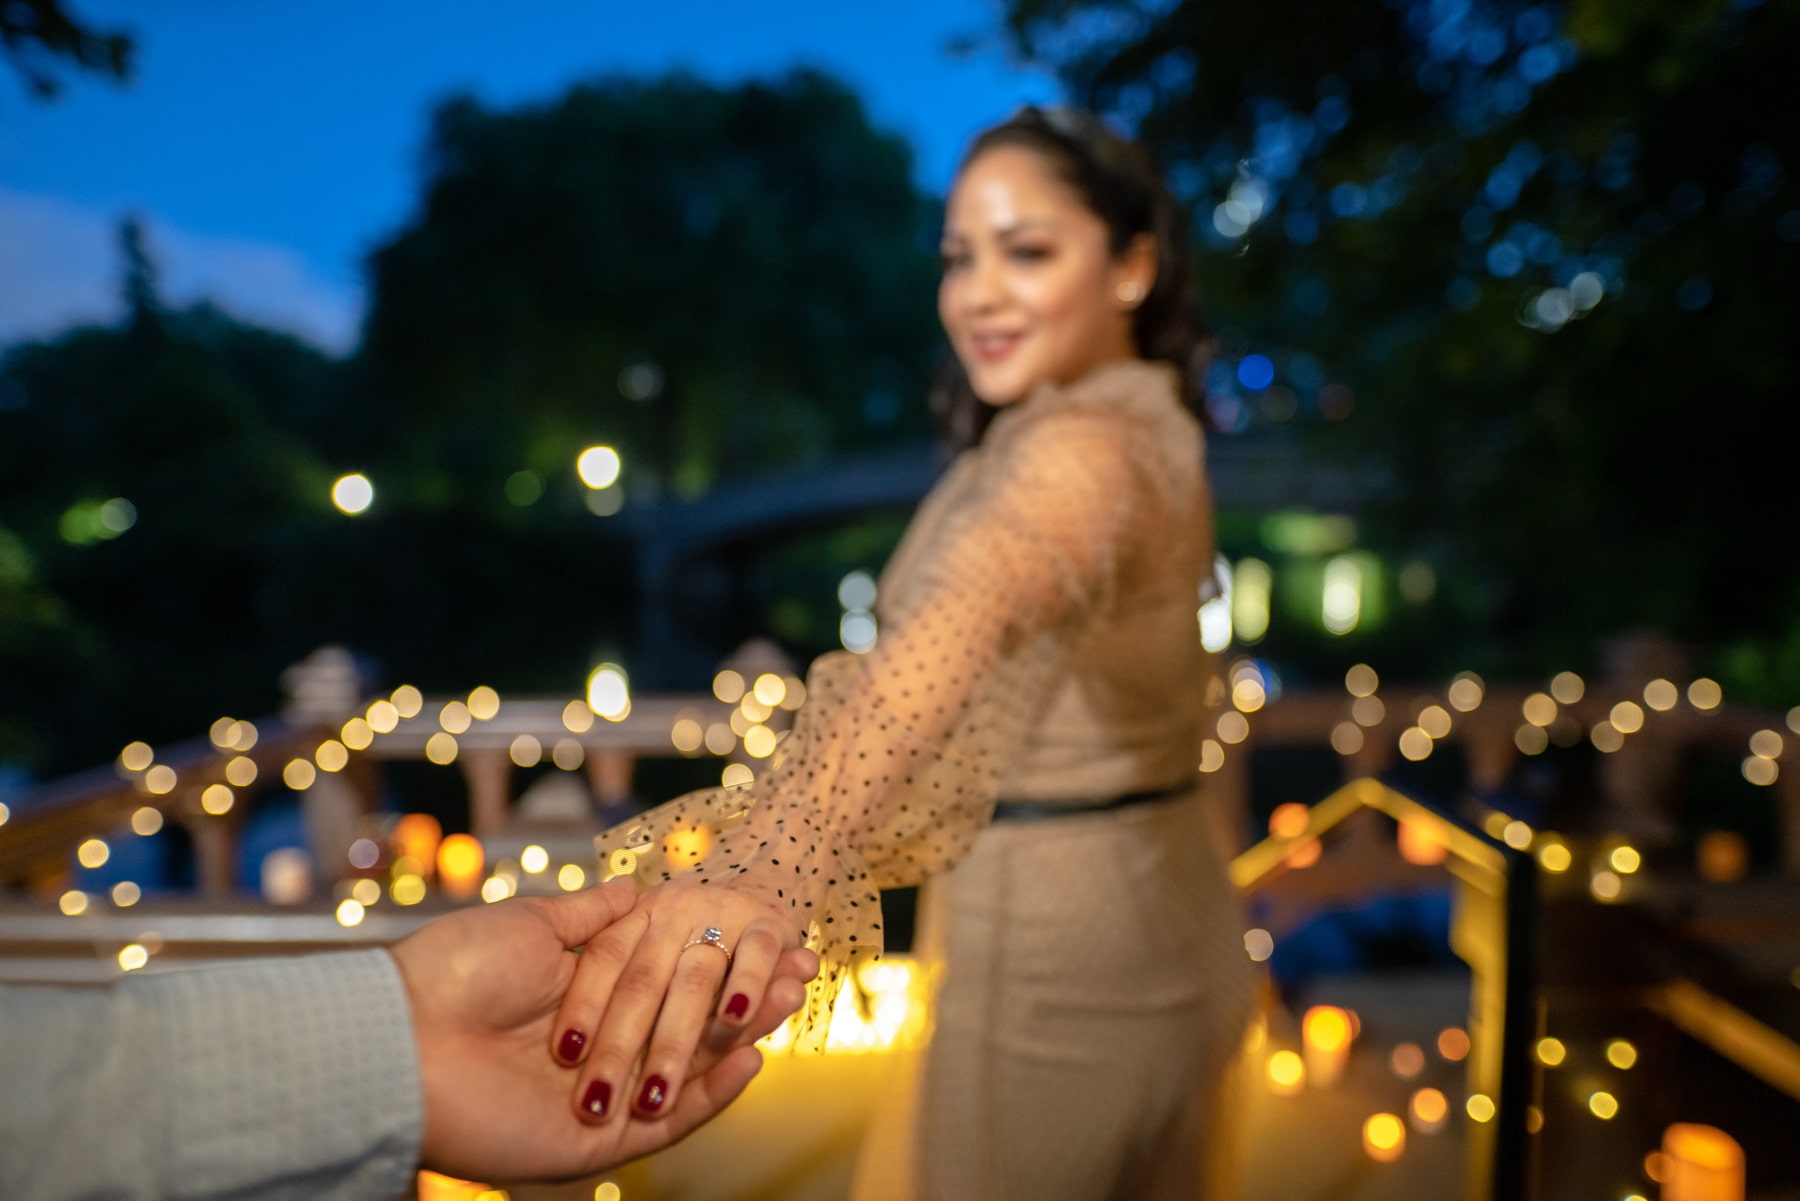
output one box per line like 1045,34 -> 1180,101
725,992 -> 750,1020
580,1080 -> 611,1119
638,1074 -> 669,1113
557,1028 -> 587,1063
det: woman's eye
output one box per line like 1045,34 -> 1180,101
1008,244 -> 1052,263
939,251 -> 970,273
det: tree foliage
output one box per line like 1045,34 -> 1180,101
1001,0 -> 1799,692
0,0 -> 131,100
2,70 -> 949,775
357,69 -> 943,511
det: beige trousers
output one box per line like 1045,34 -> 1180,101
851,794 -> 1257,1201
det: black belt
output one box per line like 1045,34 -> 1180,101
989,783 -> 1191,823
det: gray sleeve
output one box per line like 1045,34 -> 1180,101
0,948 -> 423,1201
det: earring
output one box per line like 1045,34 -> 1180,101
1118,281 -> 1146,306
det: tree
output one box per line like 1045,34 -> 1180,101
998,0 -> 1799,695
357,69 -> 943,514
0,0 -> 130,100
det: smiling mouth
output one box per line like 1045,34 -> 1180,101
969,331 -> 1023,363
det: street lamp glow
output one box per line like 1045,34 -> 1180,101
331,473 -> 374,514
576,446 -> 622,489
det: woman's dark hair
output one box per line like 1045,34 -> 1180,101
931,106 -> 1209,448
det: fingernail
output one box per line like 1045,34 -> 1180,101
580,1080 -> 611,1119
725,992 -> 750,1020
557,1028 -> 587,1064
638,1074 -> 669,1113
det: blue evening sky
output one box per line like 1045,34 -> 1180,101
0,0 -> 1059,352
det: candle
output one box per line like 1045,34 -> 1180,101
437,834 -> 485,899
1662,1123 -> 1744,1201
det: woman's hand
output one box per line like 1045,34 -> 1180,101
391,879 -> 816,1183
550,876 -> 803,1125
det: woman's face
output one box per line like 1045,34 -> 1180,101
938,144 -> 1151,406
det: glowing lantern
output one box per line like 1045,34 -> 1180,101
437,834 -> 484,898
1662,1124 -> 1745,1201
1302,1005 -> 1353,1087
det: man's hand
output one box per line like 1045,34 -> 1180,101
389,879 -> 817,1184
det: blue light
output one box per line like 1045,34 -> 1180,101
1237,354 -> 1276,392
1486,243 -> 1525,277
1329,183 -> 1367,218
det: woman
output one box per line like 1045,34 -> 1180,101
552,107 -> 1257,1199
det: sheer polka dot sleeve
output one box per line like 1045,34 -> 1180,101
596,362 -> 1186,1039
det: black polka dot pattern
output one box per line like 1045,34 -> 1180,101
596,361 -> 1208,1044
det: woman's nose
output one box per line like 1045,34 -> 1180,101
958,254 -> 1004,312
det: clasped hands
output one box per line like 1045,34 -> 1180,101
390,875 -> 808,1185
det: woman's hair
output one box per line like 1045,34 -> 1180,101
931,106 -> 1209,448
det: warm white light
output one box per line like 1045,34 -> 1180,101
558,863 -> 587,891
111,881 -> 141,907
283,759 -> 317,790
1398,727 -> 1433,761
391,684 -> 424,718
1321,555 -> 1362,634
336,899 -> 365,927
424,732 -> 458,765
576,446 -> 622,489
118,943 -> 149,971
1447,673 -> 1484,711
521,845 -> 550,874
1244,928 -> 1274,962
1549,671 -> 1585,704
1233,558 -> 1272,643
1688,677 -> 1722,710
1588,1091 -> 1619,1119
77,838 -> 110,869
200,784 -> 235,815
510,734 -> 542,767
119,741 -> 155,772
587,664 -> 630,720
1345,663 -> 1379,697
331,473 -> 374,514
467,685 -> 501,720
315,739 -> 349,772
